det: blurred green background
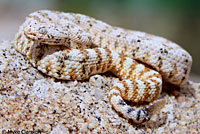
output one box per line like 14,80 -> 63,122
0,0 -> 199,81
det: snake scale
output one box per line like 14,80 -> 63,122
14,10 -> 192,123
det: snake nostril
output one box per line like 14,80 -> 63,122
27,28 -> 31,33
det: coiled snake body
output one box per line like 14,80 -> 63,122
14,10 -> 192,123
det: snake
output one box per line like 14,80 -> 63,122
14,10 -> 192,123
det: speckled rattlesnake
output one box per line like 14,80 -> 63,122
14,10 -> 192,123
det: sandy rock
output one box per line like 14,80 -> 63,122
0,40 -> 199,133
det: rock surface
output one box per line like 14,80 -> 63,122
0,40 -> 199,133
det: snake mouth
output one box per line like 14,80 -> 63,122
24,30 -> 37,41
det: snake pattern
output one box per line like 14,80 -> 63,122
14,10 -> 192,123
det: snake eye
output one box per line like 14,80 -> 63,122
39,27 -> 47,34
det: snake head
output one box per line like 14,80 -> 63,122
23,20 -> 92,49
24,21 -> 70,45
